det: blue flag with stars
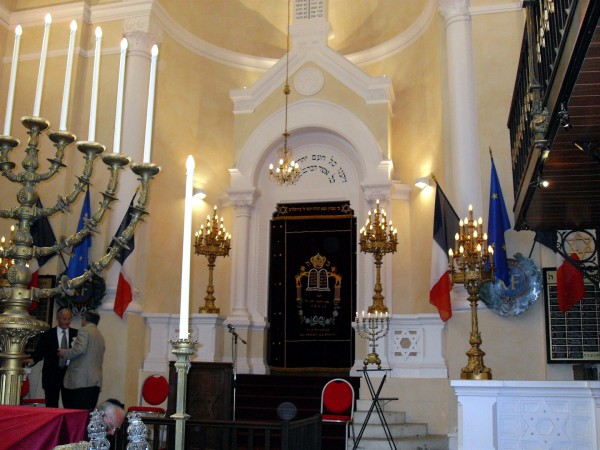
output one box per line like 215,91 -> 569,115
66,189 -> 92,279
487,157 -> 511,285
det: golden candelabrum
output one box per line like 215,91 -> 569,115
355,310 -> 390,368
0,226 -> 15,287
359,199 -> 398,313
448,204 -> 495,380
194,205 -> 231,314
356,199 -> 397,368
0,117 -> 160,404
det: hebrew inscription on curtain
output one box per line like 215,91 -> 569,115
267,201 -> 356,370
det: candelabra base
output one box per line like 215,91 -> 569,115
363,352 -> 382,369
459,289 -> 493,380
199,303 -> 220,314
170,338 -> 198,450
460,346 -> 492,380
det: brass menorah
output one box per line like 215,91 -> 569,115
0,116 -> 159,404
355,311 -> 390,368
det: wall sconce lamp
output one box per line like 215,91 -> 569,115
193,189 -> 207,200
415,177 -> 431,190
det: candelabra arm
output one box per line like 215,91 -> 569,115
34,131 -> 77,182
60,205 -> 146,295
0,208 -> 18,220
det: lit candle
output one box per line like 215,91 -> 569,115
112,38 -> 128,154
3,25 -> 22,136
143,45 -> 159,163
33,14 -> 52,117
59,20 -> 77,131
179,155 -> 195,339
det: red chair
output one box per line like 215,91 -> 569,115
128,374 -> 169,415
20,376 -> 45,406
321,378 -> 355,449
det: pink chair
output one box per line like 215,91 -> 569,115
321,378 -> 355,449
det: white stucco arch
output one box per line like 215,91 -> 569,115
230,99 -> 393,192
226,97 -> 395,374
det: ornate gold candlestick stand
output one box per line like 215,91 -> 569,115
355,311 -> 390,368
448,205 -> 494,380
356,199 -> 397,367
0,116 -> 159,404
170,337 -> 197,449
359,199 -> 398,313
194,205 -> 231,313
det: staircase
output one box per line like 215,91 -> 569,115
350,399 -> 448,450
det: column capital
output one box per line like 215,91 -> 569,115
438,0 -> 470,22
361,183 -> 392,205
227,189 -> 258,209
124,15 -> 162,54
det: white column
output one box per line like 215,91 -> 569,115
102,26 -> 160,314
439,0 -> 483,214
227,190 -> 257,319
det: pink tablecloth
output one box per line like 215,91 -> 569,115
0,405 -> 88,450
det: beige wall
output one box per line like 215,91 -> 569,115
0,1 -> 580,436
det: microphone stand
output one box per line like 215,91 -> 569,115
227,324 -> 246,421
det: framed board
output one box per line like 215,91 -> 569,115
544,268 -> 600,363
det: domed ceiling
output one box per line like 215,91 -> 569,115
159,0 -> 429,58
2,0 -> 431,60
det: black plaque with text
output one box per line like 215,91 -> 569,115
544,268 -> 600,363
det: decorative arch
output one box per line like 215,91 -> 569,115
230,99 -> 392,192
227,97 -> 394,374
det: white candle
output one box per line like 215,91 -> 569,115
112,38 -> 128,154
143,45 -> 159,163
179,155 -> 195,339
33,14 -> 52,117
3,25 -> 22,136
59,20 -> 77,131
88,26 -> 102,141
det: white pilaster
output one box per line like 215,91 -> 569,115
102,18 -> 161,314
226,189 -> 258,320
439,0 -> 483,214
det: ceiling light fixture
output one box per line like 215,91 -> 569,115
268,0 -> 300,186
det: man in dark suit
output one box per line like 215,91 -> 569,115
25,307 -> 78,407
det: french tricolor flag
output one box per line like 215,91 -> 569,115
429,183 -> 460,322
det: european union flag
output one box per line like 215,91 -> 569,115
66,189 -> 92,279
487,157 -> 511,285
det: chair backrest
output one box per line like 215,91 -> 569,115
321,378 -> 354,417
20,376 -> 29,398
141,374 -> 169,406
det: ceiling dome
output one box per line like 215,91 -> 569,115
159,0 -> 430,59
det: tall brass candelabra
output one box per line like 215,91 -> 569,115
194,205 -> 231,314
356,199 -> 397,368
359,199 -> 398,313
448,204 -> 494,380
0,117 -> 159,404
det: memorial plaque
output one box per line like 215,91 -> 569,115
544,268 -> 600,363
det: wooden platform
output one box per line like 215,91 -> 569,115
235,373 -> 361,449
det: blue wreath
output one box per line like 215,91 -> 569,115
480,253 -> 542,316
